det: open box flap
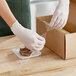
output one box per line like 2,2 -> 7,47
36,18 -> 47,35
65,33 -> 76,59
46,29 -> 65,59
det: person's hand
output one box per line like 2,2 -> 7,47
11,21 -> 45,52
50,0 -> 70,29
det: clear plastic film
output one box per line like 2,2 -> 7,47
12,21 -> 53,59
41,21 -> 54,38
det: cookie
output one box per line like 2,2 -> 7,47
20,47 -> 32,56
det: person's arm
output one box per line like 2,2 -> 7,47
0,0 -> 16,27
0,0 -> 45,52
50,0 -> 70,29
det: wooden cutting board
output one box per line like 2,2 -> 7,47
0,35 -> 76,76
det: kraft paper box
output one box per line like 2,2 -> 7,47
36,2 -> 76,59
71,0 -> 76,3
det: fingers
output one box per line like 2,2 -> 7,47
56,17 -> 68,29
32,44 -> 44,52
35,39 -> 45,51
37,40 -> 45,46
36,33 -> 45,41
31,37 -> 45,52
59,20 -> 67,29
50,14 -> 59,28
51,16 -> 67,29
55,18 -> 63,29
50,13 -> 62,29
54,15 -> 62,28
50,10 -> 68,29
29,32 -> 46,52
36,34 -> 45,45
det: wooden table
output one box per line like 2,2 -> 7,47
0,35 -> 76,76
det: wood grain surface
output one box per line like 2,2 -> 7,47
0,35 -> 76,76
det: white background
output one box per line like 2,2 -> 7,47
30,0 -> 58,31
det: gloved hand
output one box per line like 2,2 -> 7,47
11,21 -> 45,52
50,0 -> 70,29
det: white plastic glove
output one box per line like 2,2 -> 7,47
11,21 -> 45,52
50,0 -> 70,29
